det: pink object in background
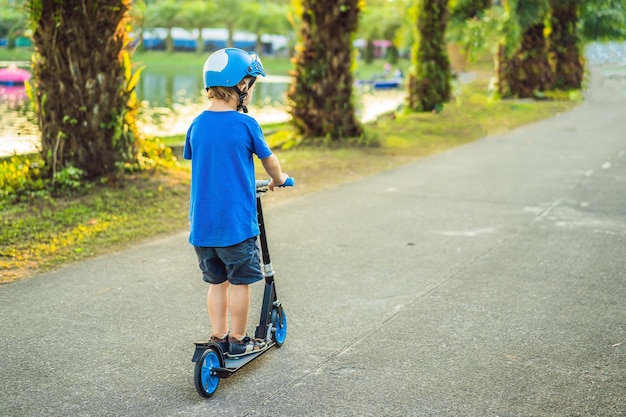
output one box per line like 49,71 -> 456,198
0,84 -> 28,102
0,64 -> 31,85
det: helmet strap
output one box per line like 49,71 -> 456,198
233,77 -> 257,113
233,86 -> 248,113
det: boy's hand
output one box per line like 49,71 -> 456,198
268,173 -> 289,191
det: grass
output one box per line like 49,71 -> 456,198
1,170 -> 190,279
0,48 -> 581,283
257,79 -> 578,198
0,47 -> 32,63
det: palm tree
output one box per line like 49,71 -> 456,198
144,0 -> 180,53
548,0 -> 582,90
128,0 -> 147,52
177,1 -> 218,53
450,0 -> 492,20
27,0 -> 141,180
287,0 -> 363,141
447,0 -> 496,70
211,0 -> 247,48
496,0 -> 553,98
578,0 -> 626,41
240,1 -> 291,55
406,0 -> 451,112
0,0 -> 26,49
357,2 -> 408,65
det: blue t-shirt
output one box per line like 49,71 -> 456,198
184,110 -> 273,247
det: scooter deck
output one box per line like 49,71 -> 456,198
225,341 -> 273,362
193,340 -> 275,378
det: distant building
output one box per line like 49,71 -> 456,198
137,27 -> 287,54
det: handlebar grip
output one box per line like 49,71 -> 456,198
281,177 -> 295,187
255,177 -> 295,189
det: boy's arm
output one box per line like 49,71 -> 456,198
260,154 -> 288,191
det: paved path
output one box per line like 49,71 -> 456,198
1,67 -> 625,416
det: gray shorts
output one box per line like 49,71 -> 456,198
194,237 -> 263,285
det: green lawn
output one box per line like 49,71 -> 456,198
0,47 -> 32,63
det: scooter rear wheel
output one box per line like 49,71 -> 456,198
271,307 -> 287,347
194,346 -> 222,398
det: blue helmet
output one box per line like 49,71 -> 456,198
203,48 -> 266,89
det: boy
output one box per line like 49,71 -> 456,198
184,48 -> 289,356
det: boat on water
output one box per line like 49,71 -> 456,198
355,77 -> 403,90
0,64 -> 31,85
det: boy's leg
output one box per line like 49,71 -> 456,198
207,281 -> 229,337
228,283 -> 250,340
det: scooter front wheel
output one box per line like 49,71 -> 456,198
194,346 -> 222,398
271,307 -> 287,347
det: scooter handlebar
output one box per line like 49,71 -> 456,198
256,177 -> 295,189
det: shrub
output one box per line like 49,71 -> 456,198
0,154 -> 47,204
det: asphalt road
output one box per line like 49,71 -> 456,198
1,66 -> 625,417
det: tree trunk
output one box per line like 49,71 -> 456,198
498,23 -> 554,98
549,0 -> 582,90
196,28 -> 204,54
407,0 -> 451,112
165,26 -> 174,53
29,0 -> 139,180
287,0 -> 363,141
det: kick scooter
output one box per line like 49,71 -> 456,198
191,177 -> 295,398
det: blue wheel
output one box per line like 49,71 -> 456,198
271,307 -> 287,347
194,347 -> 222,398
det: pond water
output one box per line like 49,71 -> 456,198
136,73 -> 296,138
0,71 -> 404,157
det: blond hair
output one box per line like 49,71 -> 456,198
206,76 -> 255,101
207,86 -> 239,102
